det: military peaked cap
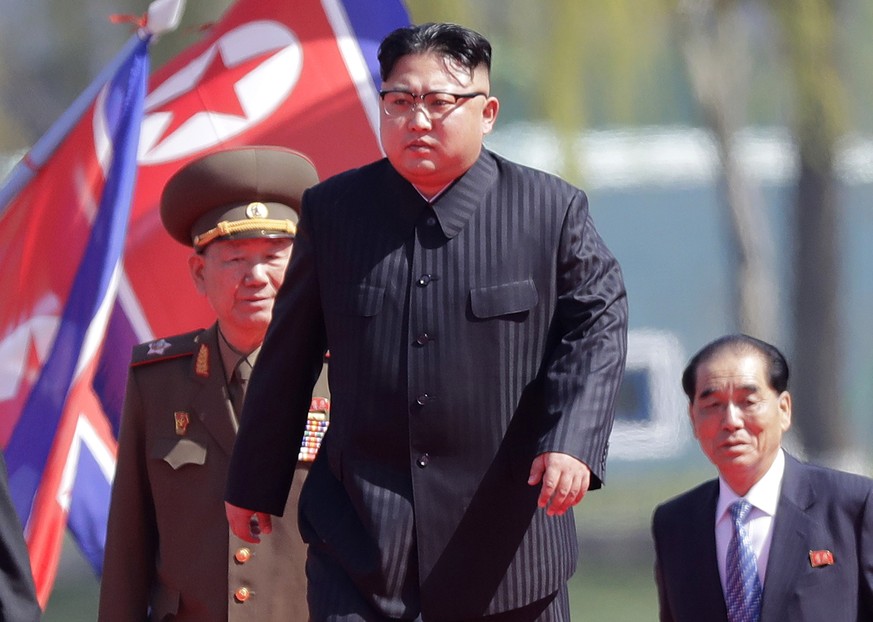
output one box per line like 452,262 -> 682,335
160,146 -> 319,250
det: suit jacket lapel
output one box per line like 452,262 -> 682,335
760,454 -> 815,619
189,325 -> 237,456
692,482 -> 730,620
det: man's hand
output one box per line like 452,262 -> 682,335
225,501 -> 273,543
527,452 -> 591,516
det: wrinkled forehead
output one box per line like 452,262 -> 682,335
694,351 -> 769,396
202,235 -> 293,257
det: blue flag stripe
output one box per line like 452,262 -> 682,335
5,35 -> 151,525
340,0 -> 410,87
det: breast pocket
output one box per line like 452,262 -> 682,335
470,279 -> 539,319
336,283 -> 385,317
152,437 -> 207,470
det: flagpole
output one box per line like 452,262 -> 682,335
0,0 -> 187,216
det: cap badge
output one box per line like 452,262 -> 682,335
809,549 -> 834,567
245,201 -> 268,219
174,411 -> 190,436
195,344 -> 210,377
147,338 -> 172,356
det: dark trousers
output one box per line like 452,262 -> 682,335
307,546 -> 570,622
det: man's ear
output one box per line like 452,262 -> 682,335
188,252 -> 207,296
481,96 -> 499,135
779,391 -> 792,432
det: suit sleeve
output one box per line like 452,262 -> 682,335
860,482 -> 873,616
98,371 -> 156,622
538,189 -> 628,487
226,191 -> 327,516
0,454 -> 41,622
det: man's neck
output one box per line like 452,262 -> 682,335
413,181 -> 454,203
217,323 -> 263,356
721,448 -> 784,497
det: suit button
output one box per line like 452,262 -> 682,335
415,333 -> 431,346
234,547 -> 252,563
416,393 -> 432,406
417,453 -> 430,468
234,587 -> 251,603
426,216 -> 437,226
416,274 -> 432,287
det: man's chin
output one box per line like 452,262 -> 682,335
711,444 -> 753,465
233,309 -> 272,331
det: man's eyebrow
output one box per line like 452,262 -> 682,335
697,387 -> 719,400
697,383 -> 761,400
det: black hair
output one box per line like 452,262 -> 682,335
378,22 -> 492,82
681,334 -> 790,401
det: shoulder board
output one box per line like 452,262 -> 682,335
131,329 -> 204,367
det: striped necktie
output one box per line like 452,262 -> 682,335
725,499 -> 763,622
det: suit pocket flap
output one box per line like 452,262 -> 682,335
470,280 -> 538,318
337,283 -> 385,317
152,437 -> 207,470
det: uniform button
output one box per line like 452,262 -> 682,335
415,333 -> 431,346
416,393 -> 432,406
416,274 -> 432,287
417,453 -> 430,468
426,216 -> 437,226
234,547 -> 252,563
234,587 -> 251,603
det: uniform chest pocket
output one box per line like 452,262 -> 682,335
336,283 -> 385,317
152,437 -> 207,470
470,279 -> 539,319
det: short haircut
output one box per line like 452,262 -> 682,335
378,22 -> 492,82
681,334 -> 790,401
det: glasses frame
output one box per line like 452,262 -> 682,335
378,90 -> 488,119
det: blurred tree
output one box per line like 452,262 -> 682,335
774,0 -> 849,464
676,0 -> 780,341
0,0 -> 232,151
405,0 -> 471,24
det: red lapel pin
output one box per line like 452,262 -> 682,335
808,550 -> 834,567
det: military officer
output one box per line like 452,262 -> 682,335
98,146 -> 327,621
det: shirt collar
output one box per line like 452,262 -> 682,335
216,326 -> 260,383
716,448 -> 785,522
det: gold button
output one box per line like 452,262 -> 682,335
234,587 -> 251,603
234,547 -> 252,563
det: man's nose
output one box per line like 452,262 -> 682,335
722,403 -> 744,429
243,261 -> 269,283
407,105 -> 433,129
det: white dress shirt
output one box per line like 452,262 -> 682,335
715,448 -> 786,594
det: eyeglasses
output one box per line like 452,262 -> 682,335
378,90 -> 487,119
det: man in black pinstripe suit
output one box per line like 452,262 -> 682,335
226,22 -> 628,621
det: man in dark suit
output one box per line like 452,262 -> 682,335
653,334 -> 873,622
0,453 -> 40,622
226,22 -> 628,621
99,147 -> 327,621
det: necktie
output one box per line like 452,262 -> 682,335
725,499 -> 763,622
228,357 -> 252,417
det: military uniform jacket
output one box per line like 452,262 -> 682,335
99,325 -> 309,622
227,150 -> 629,620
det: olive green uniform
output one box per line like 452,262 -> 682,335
98,325 -> 315,621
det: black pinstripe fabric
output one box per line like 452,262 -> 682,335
227,149 -> 628,620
